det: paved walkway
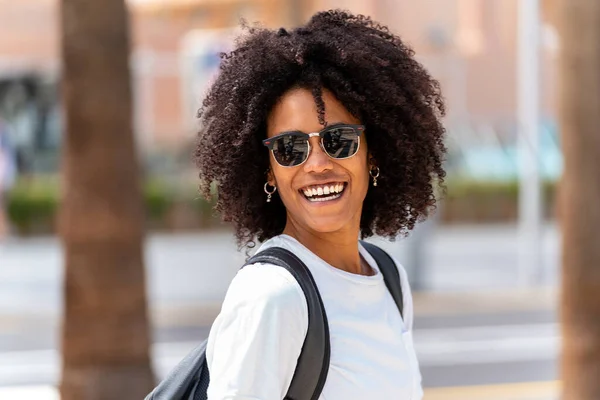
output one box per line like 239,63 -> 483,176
0,224 -> 562,397
0,223 -> 560,316
0,382 -> 560,400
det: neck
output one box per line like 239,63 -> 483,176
282,216 -> 369,276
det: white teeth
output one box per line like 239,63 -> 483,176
301,183 -> 345,198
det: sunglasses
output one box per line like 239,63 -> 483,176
262,124 -> 364,167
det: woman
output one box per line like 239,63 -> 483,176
196,10 -> 446,400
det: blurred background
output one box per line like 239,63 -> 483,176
0,0 -> 564,399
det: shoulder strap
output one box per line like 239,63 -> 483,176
245,247 -> 330,400
360,241 -> 404,318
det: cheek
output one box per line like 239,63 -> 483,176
271,165 -> 295,196
353,152 -> 371,189
357,166 -> 371,194
269,157 -> 288,186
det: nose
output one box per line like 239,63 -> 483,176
303,136 -> 333,173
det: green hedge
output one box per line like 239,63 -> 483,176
6,178 -> 59,234
440,178 -> 557,223
4,176 -> 557,235
4,177 -> 218,235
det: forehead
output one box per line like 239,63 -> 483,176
266,87 -> 359,137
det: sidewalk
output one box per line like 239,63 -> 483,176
0,225 -> 561,398
0,386 -> 57,400
413,286 -> 558,316
0,285 -> 558,332
424,380 -> 560,400
0,382 -> 560,400
0,288 -> 559,399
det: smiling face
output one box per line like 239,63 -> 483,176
266,87 -> 370,236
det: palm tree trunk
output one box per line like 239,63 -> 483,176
557,1 -> 600,399
59,0 -> 154,398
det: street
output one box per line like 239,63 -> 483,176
0,306 -> 558,387
0,224 -> 561,398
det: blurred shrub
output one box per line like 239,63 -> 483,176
5,175 -> 219,235
4,176 -> 557,235
440,178 -> 557,223
144,178 -> 174,221
5,177 -> 59,235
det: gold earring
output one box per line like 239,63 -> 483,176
264,182 -> 277,202
369,166 -> 380,187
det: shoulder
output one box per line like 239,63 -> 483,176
221,233 -> 314,322
224,262 -> 308,315
207,262 -> 309,357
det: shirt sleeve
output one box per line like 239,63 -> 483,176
206,263 -> 309,400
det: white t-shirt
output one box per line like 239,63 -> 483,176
206,234 -> 423,400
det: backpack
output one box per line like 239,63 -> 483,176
145,241 -> 404,400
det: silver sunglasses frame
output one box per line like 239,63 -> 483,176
263,124 -> 364,168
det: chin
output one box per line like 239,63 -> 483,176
304,217 -> 351,234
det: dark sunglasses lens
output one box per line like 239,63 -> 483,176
322,127 -> 360,159
272,135 -> 309,167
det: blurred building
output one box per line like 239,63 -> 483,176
0,0 -> 560,175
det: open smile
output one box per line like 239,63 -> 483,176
299,182 -> 348,203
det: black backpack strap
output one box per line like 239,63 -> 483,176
360,241 -> 404,318
245,247 -> 330,400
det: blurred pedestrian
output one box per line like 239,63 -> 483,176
171,10 -> 446,400
0,119 -> 16,239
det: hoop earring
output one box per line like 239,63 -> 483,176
264,182 -> 277,202
369,166 -> 380,187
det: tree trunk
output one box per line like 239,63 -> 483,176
557,1 -> 600,399
59,0 -> 154,398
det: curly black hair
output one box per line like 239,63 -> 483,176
196,9 -> 447,250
